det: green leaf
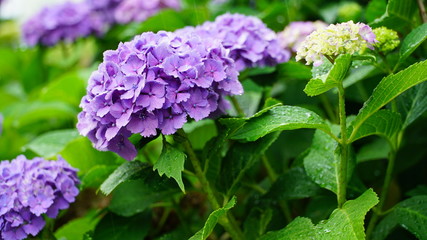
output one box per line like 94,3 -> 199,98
154,138 -> 186,193
81,165 -> 117,189
183,119 -> 217,150
373,196 -> 427,240
399,23 -> 427,62
365,0 -> 387,23
99,161 -> 149,195
350,60 -> 427,141
343,65 -> 378,88
229,105 -> 332,142
245,66 -> 276,77
25,129 -> 79,158
407,185 -> 427,197
261,189 -> 379,240
313,189 -> 379,239
304,54 -> 352,96
243,208 -> 273,240
265,167 -> 321,200
55,211 -> 99,240
189,196 -> 237,240
356,138 -> 391,162
219,133 -> 280,197
10,101 -> 77,130
304,195 -> 337,224
260,217 -> 316,240
397,82 -> 427,128
278,61 -> 312,80
349,110 -> 402,145
304,129 -> 352,194
93,211 -> 151,240
370,0 -> 417,30
60,137 -> 118,176
39,71 -> 86,107
230,80 -> 263,117
109,176 -> 179,217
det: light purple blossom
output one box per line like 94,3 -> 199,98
0,155 -> 79,240
113,0 -> 181,24
22,1 -> 108,47
176,13 -> 290,71
278,21 -> 327,53
77,31 -> 243,160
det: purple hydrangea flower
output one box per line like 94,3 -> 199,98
278,21 -> 327,53
176,13 -> 290,71
22,1 -> 108,46
113,0 -> 180,24
77,31 -> 243,160
0,155 -> 79,240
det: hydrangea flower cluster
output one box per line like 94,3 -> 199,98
77,31 -> 243,160
296,21 -> 377,66
87,0 -> 121,10
22,1 -> 108,46
22,0 -> 181,46
372,27 -> 400,53
86,0 -> 121,24
113,0 -> 180,24
177,13 -> 290,71
0,155 -> 79,240
278,21 -> 327,53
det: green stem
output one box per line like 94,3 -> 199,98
153,208 -> 172,236
366,148 -> 397,239
417,0 -> 427,23
243,182 -> 267,194
355,82 -> 369,102
172,197 -> 192,234
262,155 -> 278,182
337,84 -> 349,208
261,155 -> 293,223
178,129 -> 244,240
230,96 -> 245,117
325,55 -> 335,64
319,94 -> 338,124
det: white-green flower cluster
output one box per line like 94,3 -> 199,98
296,21 -> 377,66
372,27 -> 400,53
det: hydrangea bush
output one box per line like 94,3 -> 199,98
0,155 -> 79,240
1,0 -> 427,239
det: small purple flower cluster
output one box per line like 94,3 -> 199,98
0,155 -> 79,240
113,0 -> 180,24
22,1 -> 108,47
22,0 -> 181,46
77,31 -> 242,160
177,13 -> 290,71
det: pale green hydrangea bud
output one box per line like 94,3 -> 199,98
337,2 -> 362,22
296,21 -> 377,66
372,27 -> 400,53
